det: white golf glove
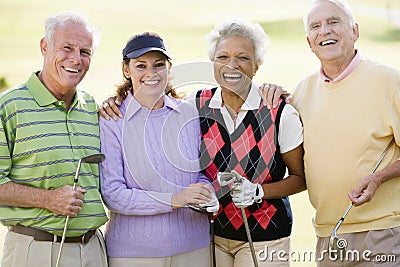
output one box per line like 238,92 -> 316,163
230,170 -> 264,208
199,191 -> 219,215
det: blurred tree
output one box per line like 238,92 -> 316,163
0,76 -> 8,92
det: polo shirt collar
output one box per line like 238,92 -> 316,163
26,72 -> 86,107
209,83 -> 260,110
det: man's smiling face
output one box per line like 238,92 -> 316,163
305,1 -> 359,64
40,20 -> 93,94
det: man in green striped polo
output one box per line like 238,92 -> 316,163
0,11 -> 108,267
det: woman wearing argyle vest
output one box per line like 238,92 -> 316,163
193,19 -> 306,267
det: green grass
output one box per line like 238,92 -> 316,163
0,1 -> 399,266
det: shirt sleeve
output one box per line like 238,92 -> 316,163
0,109 -> 12,185
99,117 -> 173,216
278,104 -> 303,154
388,75 -> 400,159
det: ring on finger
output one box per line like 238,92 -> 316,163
102,102 -> 109,108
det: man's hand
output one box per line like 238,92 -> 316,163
45,185 -> 87,217
0,182 -> 86,217
348,173 -> 382,206
258,83 -> 292,109
230,171 -> 264,208
98,95 -> 124,121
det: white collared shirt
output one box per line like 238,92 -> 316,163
207,84 -> 303,153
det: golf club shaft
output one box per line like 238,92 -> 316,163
55,154 -> 105,267
241,207 -> 258,267
210,219 -> 216,267
55,181 -> 78,267
329,139 -> 395,252
55,215 -> 70,267
332,203 -> 353,234
337,139 -> 393,226
370,139 -> 394,174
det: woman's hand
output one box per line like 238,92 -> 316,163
171,183 -> 213,209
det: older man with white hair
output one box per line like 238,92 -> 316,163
261,0 -> 400,266
0,11 -> 108,267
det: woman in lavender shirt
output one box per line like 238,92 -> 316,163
99,33 -> 218,267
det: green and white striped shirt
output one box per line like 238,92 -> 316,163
0,72 -> 107,236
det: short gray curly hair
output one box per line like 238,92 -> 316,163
205,18 -> 269,66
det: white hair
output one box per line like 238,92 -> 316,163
205,18 -> 270,66
44,11 -> 100,52
303,0 -> 356,34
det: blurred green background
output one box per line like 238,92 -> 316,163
0,0 -> 399,265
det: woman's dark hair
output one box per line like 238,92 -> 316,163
116,32 -> 179,100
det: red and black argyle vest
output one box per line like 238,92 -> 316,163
196,88 -> 292,242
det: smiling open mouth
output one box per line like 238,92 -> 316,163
320,40 -> 337,46
223,73 -> 242,82
143,80 -> 160,85
64,67 -> 79,73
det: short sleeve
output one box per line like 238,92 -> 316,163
278,104 -> 303,153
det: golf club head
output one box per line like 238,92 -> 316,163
81,153 -> 105,164
329,234 -> 346,260
73,153 -> 106,184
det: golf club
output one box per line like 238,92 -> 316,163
328,139 -> 395,259
55,153 -> 105,267
218,172 -> 259,267
210,217 -> 216,267
187,202 -> 217,267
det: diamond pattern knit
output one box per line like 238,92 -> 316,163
196,88 -> 292,242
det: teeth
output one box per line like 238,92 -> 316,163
321,40 -> 337,46
64,67 -> 79,73
144,80 -> 159,85
224,73 -> 241,78
223,73 -> 242,82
